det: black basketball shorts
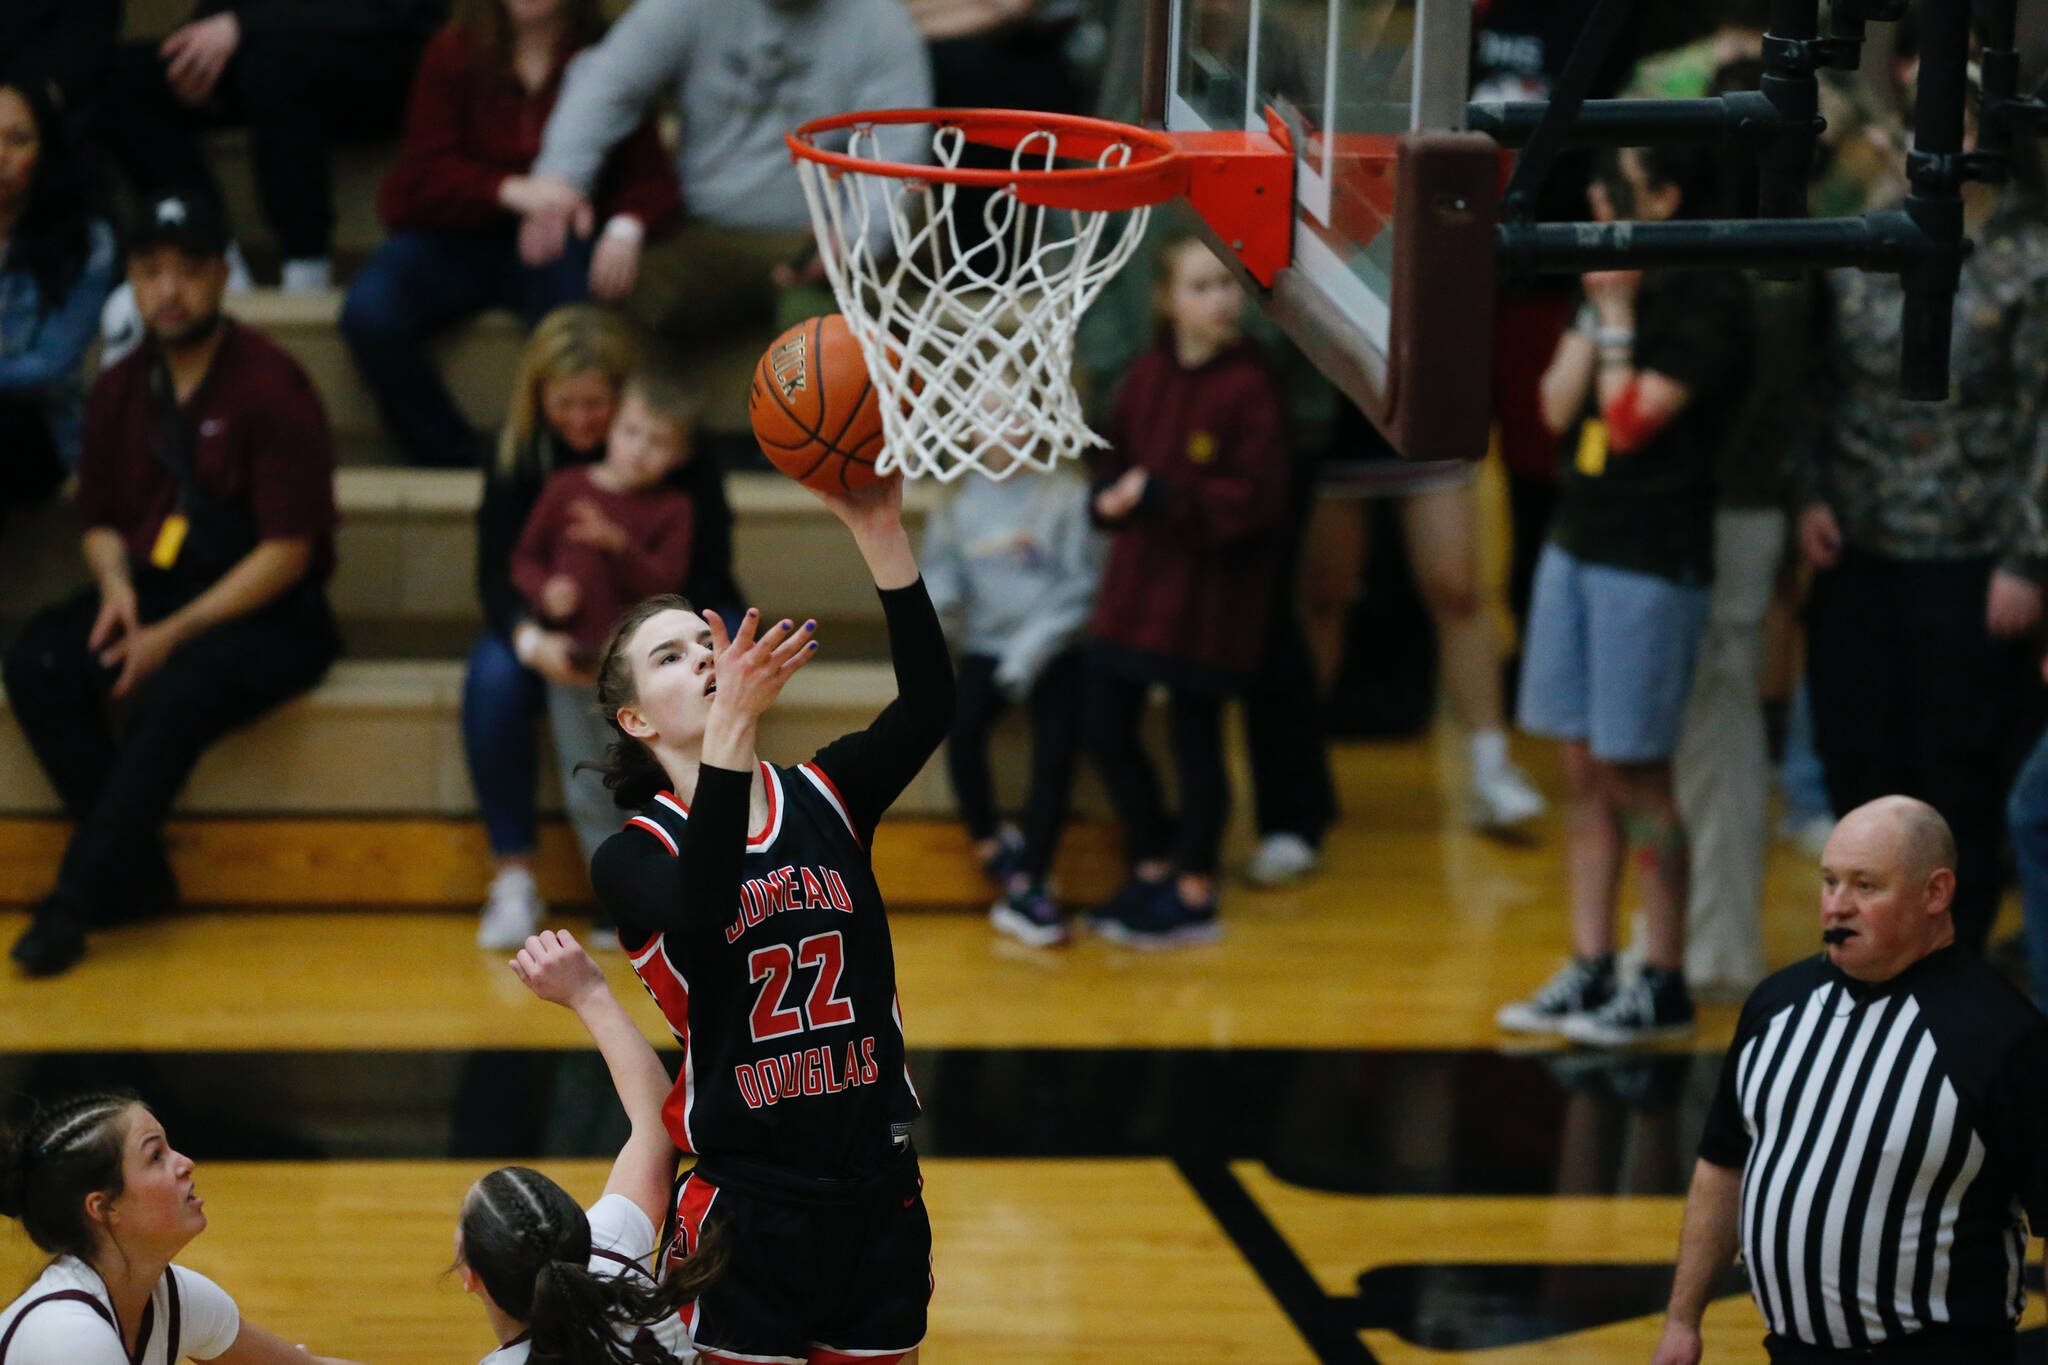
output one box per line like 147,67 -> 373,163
668,1165 -> 932,1365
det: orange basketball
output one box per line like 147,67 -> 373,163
748,314 -> 887,493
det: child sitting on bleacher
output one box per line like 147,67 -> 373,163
922,442 -> 1103,947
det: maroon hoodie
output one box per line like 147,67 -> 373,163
1087,338 -> 1292,689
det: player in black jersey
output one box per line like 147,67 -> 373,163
587,475 -> 951,1365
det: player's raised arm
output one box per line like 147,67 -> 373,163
800,474 -> 956,844
511,930 -> 677,1229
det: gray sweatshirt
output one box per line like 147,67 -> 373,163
534,0 -> 931,233
920,467 -> 1105,698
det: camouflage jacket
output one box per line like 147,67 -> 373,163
1791,209 -> 2048,580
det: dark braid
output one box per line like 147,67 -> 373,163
586,595 -> 695,811
0,1092 -> 144,1259
459,1167 -> 721,1365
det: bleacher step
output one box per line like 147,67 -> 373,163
0,657 -> 1115,821
0,816 -> 1123,909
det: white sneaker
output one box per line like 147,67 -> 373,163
279,256 -> 332,292
1467,763 -> 1547,832
1244,833 -> 1319,887
477,866 -> 544,950
99,282 -> 143,371
225,241 -> 255,292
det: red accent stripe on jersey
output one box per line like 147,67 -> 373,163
671,1173 -> 718,1342
629,938 -> 698,1152
798,763 -> 861,846
626,816 -> 678,855
695,1351 -> 805,1365
809,1349 -> 918,1364
654,791 -> 690,820
747,762 -> 782,848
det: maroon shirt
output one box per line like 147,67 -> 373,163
75,321 -> 339,582
377,28 -> 682,234
511,465 -> 695,658
1087,339 -> 1292,684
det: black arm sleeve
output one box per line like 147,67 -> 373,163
591,764 -> 753,941
807,577 -> 956,846
1698,1003 -> 1758,1170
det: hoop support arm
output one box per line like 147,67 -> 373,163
1168,114 -> 1295,287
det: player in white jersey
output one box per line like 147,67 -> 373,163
459,928 -> 722,1365
0,1093 -> 362,1365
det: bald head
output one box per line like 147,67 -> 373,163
1839,796 -> 1957,879
1819,797 -> 1958,982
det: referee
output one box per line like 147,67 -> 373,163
1653,796 -> 2048,1364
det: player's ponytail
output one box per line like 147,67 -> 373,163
590,595 -> 695,810
0,1092 -> 143,1259
461,1167 -> 719,1365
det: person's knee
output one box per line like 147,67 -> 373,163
1418,570 -> 1479,623
464,637 -> 541,724
339,257 -> 420,346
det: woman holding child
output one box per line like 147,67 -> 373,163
468,306 -> 737,950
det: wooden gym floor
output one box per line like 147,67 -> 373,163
2,729 -> 2039,1363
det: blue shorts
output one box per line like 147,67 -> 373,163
1517,543 -> 1709,763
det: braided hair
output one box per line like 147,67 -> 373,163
459,1167 -> 718,1365
0,1092 -> 144,1260
587,595 -> 696,811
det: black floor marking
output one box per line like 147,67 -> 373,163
1174,1155 -> 1377,1365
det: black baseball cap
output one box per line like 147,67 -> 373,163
127,192 -> 231,259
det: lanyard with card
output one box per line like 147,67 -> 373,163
147,349 -> 202,572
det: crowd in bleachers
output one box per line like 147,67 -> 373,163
3,0 -> 2048,1050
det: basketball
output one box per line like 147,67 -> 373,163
748,314 -> 887,493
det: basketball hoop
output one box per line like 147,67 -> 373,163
787,108 -> 1290,482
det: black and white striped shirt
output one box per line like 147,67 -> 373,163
1701,947 -> 2048,1351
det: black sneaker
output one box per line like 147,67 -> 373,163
978,825 -> 1026,886
1560,969 -> 1695,1048
1495,955 -> 1616,1034
12,900 -> 87,978
989,884 -> 1068,947
1090,880 -> 1221,949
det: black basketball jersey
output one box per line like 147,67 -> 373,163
614,760 -> 921,1183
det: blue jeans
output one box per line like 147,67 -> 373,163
2007,726 -> 2048,1010
341,228 -> 591,467
462,630 -> 548,857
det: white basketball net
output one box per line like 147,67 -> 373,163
794,121 -> 1152,482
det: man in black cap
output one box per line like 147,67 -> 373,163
2,191 -> 342,976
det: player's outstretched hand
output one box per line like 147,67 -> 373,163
703,607 -> 818,724
511,929 -> 607,1012
809,473 -> 904,537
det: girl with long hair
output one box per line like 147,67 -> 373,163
0,78 -> 115,516
584,475 -> 949,1365
459,927 -> 720,1365
0,1093 -> 364,1365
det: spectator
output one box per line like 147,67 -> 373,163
1301,402 -> 1548,836
341,0 -> 682,469
0,3 -> 119,122
520,0 -> 931,361
922,447 -> 1103,946
0,80 -> 117,521
2,192 -> 341,978
92,0 -> 445,293
1084,235 -> 1291,947
511,372 -> 697,940
1498,143 -> 1751,1047
1653,798 -> 2048,1365
468,307 -> 736,949
1795,124 -> 2048,955
2010,671 -> 2048,1013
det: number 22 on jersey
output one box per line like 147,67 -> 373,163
748,930 -> 856,1042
